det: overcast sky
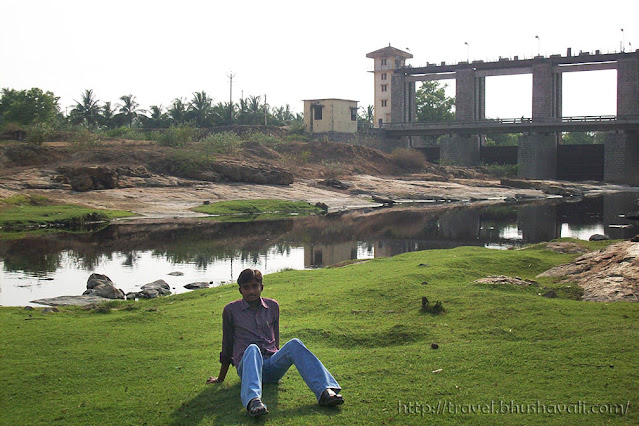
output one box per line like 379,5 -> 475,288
1,0 -> 636,119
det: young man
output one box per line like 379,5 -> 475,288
206,268 -> 343,417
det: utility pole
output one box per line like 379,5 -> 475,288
227,72 -> 235,124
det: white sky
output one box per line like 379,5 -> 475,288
1,0 -> 636,119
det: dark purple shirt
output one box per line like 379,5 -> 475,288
219,297 -> 279,366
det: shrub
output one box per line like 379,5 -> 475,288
25,121 -> 54,145
70,127 -> 100,150
391,148 -> 425,171
157,124 -> 197,147
244,131 -> 281,146
288,120 -> 305,135
200,131 -> 242,154
480,163 -> 518,178
104,127 -> 129,138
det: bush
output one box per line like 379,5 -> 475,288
25,121 -> 54,145
480,163 -> 518,178
104,127 -> 130,138
70,127 -> 100,150
156,124 -> 197,147
244,131 -> 281,146
288,120 -> 305,135
200,131 -> 242,154
391,148 -> 425,171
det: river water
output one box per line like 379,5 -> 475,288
1,192 -> 637,307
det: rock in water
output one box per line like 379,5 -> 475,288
141,279 -> 172,296
84,273 -> 125,299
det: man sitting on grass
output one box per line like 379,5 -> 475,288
206,268 -> 343,417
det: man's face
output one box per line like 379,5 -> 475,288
239,279 -> 263,305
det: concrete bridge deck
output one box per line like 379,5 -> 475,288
383,116 -> 639,136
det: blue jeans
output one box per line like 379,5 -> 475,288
236,338 -> 341,408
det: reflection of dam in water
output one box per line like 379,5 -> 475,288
1,192 -> 637,305
302,193 -> 638,267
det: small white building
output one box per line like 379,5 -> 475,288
303,98 -> 358,133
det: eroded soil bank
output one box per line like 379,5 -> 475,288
1,141 -> 635,220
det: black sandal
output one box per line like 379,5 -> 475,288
318,388 -> 344,406
247,398 -> 268,417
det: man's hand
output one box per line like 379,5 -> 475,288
206,376 -> 223,384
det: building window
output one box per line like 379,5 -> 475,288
381,100 -> 387,107
381,58 -> 387,66
395,59 -> 400,68
350,108 -> 357,121
313,105 -> 323,120
381,73 -> 387,80
381,84 -> 387,92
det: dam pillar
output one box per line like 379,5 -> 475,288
604,131 -> 639,185
518,133 -> 558,179
440,66 -> 484,166
440,134 -> 480,166
532,61 -> 562,120
617,54 -> 639,118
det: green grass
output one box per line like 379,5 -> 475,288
0,194 -> 134,231
193,199 -> 324,217
1,241 -> 637,424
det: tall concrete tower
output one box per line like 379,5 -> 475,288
366,45 -> 413,128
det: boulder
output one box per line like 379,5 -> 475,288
589,234 -> 610,241
56,166 -> 119,192
84,273 -> 125,299
320,179 -> 351,190
184,282 -> 210,290
31,295 -> 111,306
84,283 -> 125,299
141,279 -> 171,296
138,289 -> 159,299
87,273 -> 115,289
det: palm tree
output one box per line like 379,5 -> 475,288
117,94 -> 144,128
168,98 -> 187,125
100,101 -> 118,129
211,102 -> 234,126
70,89 -> 101,128
151,105 -> 167,128
188,91 -> 213,128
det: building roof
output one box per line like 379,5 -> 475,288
366,45 -> 413,59
302,98 -> 358,103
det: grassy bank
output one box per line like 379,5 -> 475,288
1,240 -> 637,424
0,194 -> 134,232
193,199 -> 324,220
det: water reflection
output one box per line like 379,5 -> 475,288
1,192 -> 637,306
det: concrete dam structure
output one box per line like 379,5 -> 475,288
382,49 -> 639,185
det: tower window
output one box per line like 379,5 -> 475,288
381,59 -> 387,66
381,84 -> 387,92
381,100 -> 387,107
381,73 -> 387,81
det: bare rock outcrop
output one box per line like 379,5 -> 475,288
537,241 -> 639,302
56,166 -> 119,191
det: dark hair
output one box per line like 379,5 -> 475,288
237,269 -> 263,286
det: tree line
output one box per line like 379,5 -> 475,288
0,87 -> 303,130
